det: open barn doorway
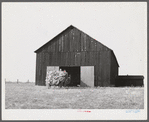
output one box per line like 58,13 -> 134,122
59,66 -> 80,86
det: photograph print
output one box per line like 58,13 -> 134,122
2,2 -> 147,120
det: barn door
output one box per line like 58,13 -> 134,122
81,66 -> 94,87
46,66 -> 59,85
47,66 -> 59,72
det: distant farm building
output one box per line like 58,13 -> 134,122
115,75 -> 144,87
34,25 -> 119,87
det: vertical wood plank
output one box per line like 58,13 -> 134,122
65,32 -> 69,52
106,50 -> 111,86
84,34 -> 87,51
73,29 -> 77,52
57,52 -> 61,65
86,35 -> 90,51
61,35 -> 64,52
65,52 -> 69,65
90,38 -> 94,51
93,52 -> 96,65
55,39 -> 59,52
63,52 -> 66,66
94,40 -> 97,52
52,52 -> 56,66
48,44 -> 51,52
58,37 -> 61,52
85,52 -> 89,66
94,66 -> 97,87
90,38 -> 97,51
41,51 -> 45,85
60,52 -> 63,66
80,33 -> 84,51
68,52 -> 71,66
48,52 -> 52,66
75,29 -> 81,52
63,34 -> 66,52
96,41 -> 103,51
50,53 -> 53,66
72,29 -> 76,52
98,51 -> 102,86
39,55 -> 41,85
70,52 -> 75,66
75,52 -> 81,66
35,54 -> 39,85
78,32 -> 81,52
81,52 -> 85,66
53,41 -> 55,52
69,29 -> 73,52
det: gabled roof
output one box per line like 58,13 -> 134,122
34,25 -> 111,53
34,25 -> 119,66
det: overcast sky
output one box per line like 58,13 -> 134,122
2,2 -> 147,82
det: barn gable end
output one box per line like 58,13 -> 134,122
35,25 -> 110,53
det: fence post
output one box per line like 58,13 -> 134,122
17,79 -> 19,84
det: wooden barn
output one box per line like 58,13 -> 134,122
34,25 -> 119,87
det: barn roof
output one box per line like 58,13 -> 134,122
34,25 -> 119,67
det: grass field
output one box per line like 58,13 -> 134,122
5,82 -> 144,109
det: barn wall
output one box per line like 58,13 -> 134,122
99,50 -> 111,86
35,52 -> 40,85
35,51 -> 111,86
43,51 -> 111,86
37,50 -> 45,85
110,51 -> 119,86
35,27 -> 113,86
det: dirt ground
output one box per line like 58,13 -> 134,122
5,82 -> 144,109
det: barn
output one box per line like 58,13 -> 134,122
34,25 -> 119,87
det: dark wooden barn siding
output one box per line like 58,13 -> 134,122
110,51 -> 119,86
35,53 -> 39,85
35,52 -> 111,86
35,27 -> 116,86
115,76 -> 144,87
36,51 -> 42,85
39,28 -> 108,53
94,51 -> 111,87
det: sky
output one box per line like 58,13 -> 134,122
2,2 -> 147,82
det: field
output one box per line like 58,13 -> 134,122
5,82 -> 144,109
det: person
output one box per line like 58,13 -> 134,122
59,69 -> 64,77
64,75 -> 71,87
58,69 -> 68,87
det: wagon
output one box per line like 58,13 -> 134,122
46,70 -> 71,89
